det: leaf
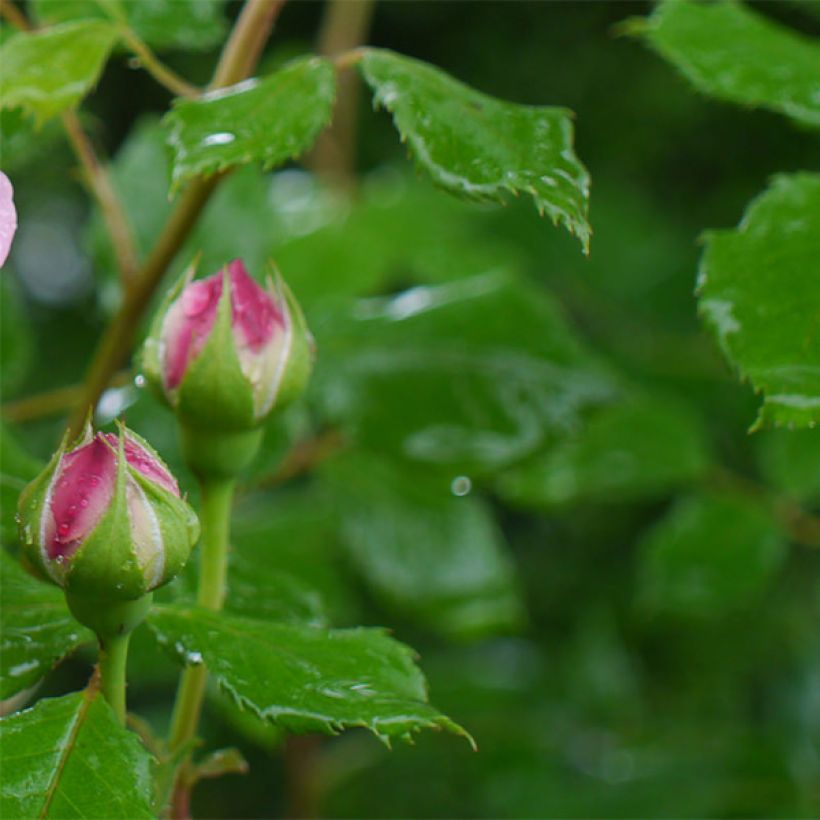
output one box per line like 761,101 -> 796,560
324,453 -> 524,640
0,688 -> 155,818
0,551 -> 93,699
314,271 -> 615,475
164,57 -> 336,190
697,173 -> 820,429
638,492 -> 786,618
358,48 -> 591,250
631,0 -> 820,128
756,428 -> 820,504
32,0 -> 228,52
497,395 -> 711,508
147,604 -> 472,745
0,22 -> 119,122
0,422 -> 43,545
0,274 -> 34,399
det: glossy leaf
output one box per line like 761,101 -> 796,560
148,604 -> 472,745
314,272 -> 615,475
0,689 -> 154,818
638,492 -> 786,617
497,396 -> 710,508
32,0 -> 228,52
698,173 -> 820,428
324,454 -> 523,639
632,0 -> 820,128
164,57 -> 336,190
0,22 -> 119,122
0,551 -> 93,699
359,48 -> 591,250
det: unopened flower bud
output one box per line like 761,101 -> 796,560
140,259 -> 313,433
17,424 -> 199,601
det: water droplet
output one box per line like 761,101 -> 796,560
57,523 -> 70,536
134,374 -> 146,388
200,131 -> 236,147
450,476 -> 472,496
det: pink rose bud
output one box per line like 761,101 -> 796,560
18,424 -> 199,600
140,259 -> 313,432
0,171 -> 18,268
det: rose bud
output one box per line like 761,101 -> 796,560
17,423 -> 199,603
141,258 -> 313,434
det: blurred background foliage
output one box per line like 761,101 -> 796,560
2,1 -> 820,817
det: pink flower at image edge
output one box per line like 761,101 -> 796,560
0,171 -> 17,268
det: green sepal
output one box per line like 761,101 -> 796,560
175,266 -> 257,431
264,266 -> 315,415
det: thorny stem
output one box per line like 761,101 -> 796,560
68,0 -> 286,436
0,1 -> 141,287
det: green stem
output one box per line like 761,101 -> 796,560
98,633 -> 131,725
167,477 -> 235,753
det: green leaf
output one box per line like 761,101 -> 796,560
698,173 -> 820,429
324,454 -> 524,639
638,492 -> 786,618
0,22 -> 119,122
314,272 -> 615,475
147,604 -> 472,745
358,48 -> 591,250
756,428 -> 820,504
632,0 -> 820,128
164,56 -> 336,190
0,273 -> 34,398
0,551 -> 93,699
0,689 -> 155,818
497,395 -> 711,508
32,0 -> 228,52
0,422 -> 43,546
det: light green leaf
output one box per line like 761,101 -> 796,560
497,396 -> 710,508
324,454 -> 524,640
359,48 -> 591,250
0,689 -> 155,818
698,173 -> 820,429
0,22 -> 119,122
638,492 -> 786,618
147,605 -> 472,745
164,57 -> 336,190
32,0 -> 228,52
633,0 -> 820,128
0,551 -> 93,699
314,271 -> 615,475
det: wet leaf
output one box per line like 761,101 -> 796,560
32,0 -> 228,52
324,453 -> 524,639
0,551 -> 93,699
0,689 -> 155,818
0,22 -> 119,122
633,0 -> 820,128
148,604 -> 472,745
698,173 -> 820,428
497,395 -> 710,508
359,48 -> 591,250
164,57 -> 336,190
638,492 -> 786,617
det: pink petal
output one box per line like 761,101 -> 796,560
103,433 -> 179,496
162,272 -> 223,390
228,259 -> 284,352
0,172 -> 18,268
48,434 -> 116,560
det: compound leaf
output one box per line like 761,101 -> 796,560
359,48 -> 590,250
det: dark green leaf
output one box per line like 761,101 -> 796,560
164,57 -> 336,190
359,48 -> 591,250
497,396 -> 710,508
698,173 -> 820,428
638,492 -> 786,617
314,272 -> 615,475
0,22 -> 119,121
0,689 -> 155,818
147,604 -> 472,745
324,454 -> 524,639
756,428 -> 820,504
632,0 -> 820,128
0,551 -> 93,699
33,0 -> 228,52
